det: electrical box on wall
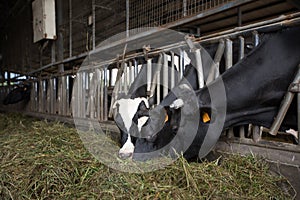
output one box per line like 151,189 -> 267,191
32,0 -> 56,43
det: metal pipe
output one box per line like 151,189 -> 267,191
225,38 -> 233,70
253,31 -> 260,47
150,54 -> 163,97
183,0 -> 187,17
171,51 -> 175,88
239,36 -> 245,60
103,66 -> 108,121
128,61 -> 133,86
92,0 -> 96,50
147,59 -> 152,93
28,15 -> 300,75
269,65 -> 300,135
126,0 -> 130,37
195,49 -> 204,88
69,0 -> 72,57
163,53 -> 168,98
179,49 -> 185,79
238,7 -> 242,27
156,71 -> 161,104
239,36 -> 245,138
207,39 -> 225,84
134,59 -> 138,77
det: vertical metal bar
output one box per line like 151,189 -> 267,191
171,51 -> 175,88
134,59 -> 138,78
104,66 -> 108,121
150,54 -> 163,98
179,49 -> 184,79
100,70 -> 104,121
51,42 -> 56,63
57,0 -> 64,73
237,7 -> 242,27
128,61 -> 133,85
225,38 -> 234,138
195,49 -> 204,88
225,38 -> 233,70
124,63 -> 128,94
157,70 -> 161,104
252,31 -> 260,139
147,59 -> 152,94
163,53 -> 168,98
207,39 -> 225,84
126,0 -> 130,37
39,80 -> 43,113
95,69 -> 101,120
69,0 -> 72,57
46,79 -> 50,113
253,31 -> 260,47
92,0 -> 96,50
239,36 -> 245,138
183,0 -> 187,17
239,36 -> 245,61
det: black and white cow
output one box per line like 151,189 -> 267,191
114,26 -> 300,160
113,51 -> 215,158
2,84 -> 31,105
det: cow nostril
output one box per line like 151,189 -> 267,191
172,125 -> 179,132
118,152 -> 133,160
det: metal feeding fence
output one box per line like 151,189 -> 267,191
129,0 -> 235,29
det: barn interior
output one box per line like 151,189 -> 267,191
0,0 -> 300,197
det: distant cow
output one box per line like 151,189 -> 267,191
3,84 -> 31,105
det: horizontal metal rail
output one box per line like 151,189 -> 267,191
25,12 -> 300,76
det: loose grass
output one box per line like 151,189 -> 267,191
0,113 -> 293,199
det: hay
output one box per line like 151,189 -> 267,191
0,113 -> 293,199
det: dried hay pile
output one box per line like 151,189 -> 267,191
0,113 -> 293,199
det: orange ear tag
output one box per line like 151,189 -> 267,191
165,113 -> 169,123
202,112 -> 210,123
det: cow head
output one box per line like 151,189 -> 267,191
113,97 -> 166,159
113,83 -> 209,160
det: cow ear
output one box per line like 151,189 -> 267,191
138,100 -> 149,111
169,99 -> 184,109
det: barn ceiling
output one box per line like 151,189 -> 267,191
0,0 -> 30,29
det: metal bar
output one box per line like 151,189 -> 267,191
183,0 -> 187,17
269,65 -> 300,135
147,59 -> 152,93
150,54 -> 163,97
195,49 -> 204,88
179,49 -> 185,79
103,66 -> 108,121
171,51 -> 175,88
238,7 -> 242,27
92,0 -> 96,50
126,0 -> 130,37
100,70 -> 104,120
27,13 -> 300,75
239,36 -> 245,60
225,38 -> 233,70
253,31 -> 260,47
128,61 -> 133,86
239,36 -> 245,139
157,70 -> 161,104
163,53 -> 168,98
69,0 -> 72,57
207,39 -> 225,84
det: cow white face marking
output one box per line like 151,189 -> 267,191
113,97 -> 149,132
137,116 -> 149,132
119,134 -> 135,158
113,97 -> 150,158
